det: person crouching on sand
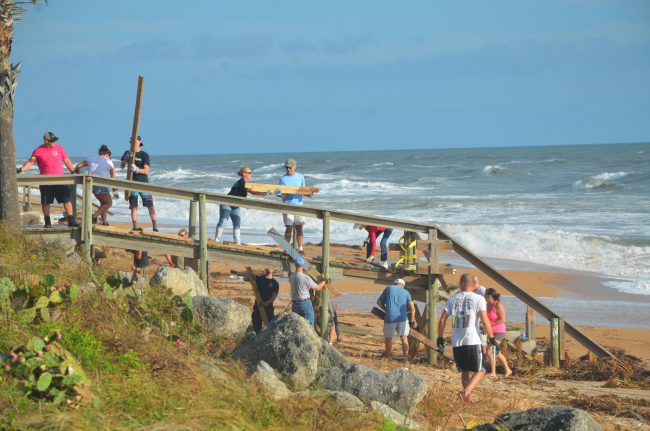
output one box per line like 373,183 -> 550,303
437,273 -> 498,403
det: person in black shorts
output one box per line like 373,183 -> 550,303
437,273 -> 497,403
251,268 -> 280,334
130,249 -> 150,285
17,132 -> 78,228
120,136 -> 158,232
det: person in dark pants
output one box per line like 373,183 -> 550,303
252,268 -> 280,334
130,249 -> 150,285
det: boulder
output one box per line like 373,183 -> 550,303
250,361 -> 291,400
234,312 -> 349,390
150,266 -> 208,297
199,360 -> 230,385
117,271 -> 148,290
326,390 -> 365,412
316,364 -> 426,415
193,296 -> 251,339
370,401 -> 421,430
471,405 -> 603,431
20,211 -> 44,226
43,238 -> 77,257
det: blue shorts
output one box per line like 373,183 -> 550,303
129,191 -> 154,209
93,186 -> 110,195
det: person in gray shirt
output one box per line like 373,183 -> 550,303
289,256 -> 325,328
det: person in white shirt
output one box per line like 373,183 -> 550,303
75,145 -> 117,225
437,273 -> 497,403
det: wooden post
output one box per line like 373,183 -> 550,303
188,200 -> 197,237
23,186 -> 31,212
427,275 -> 441,364
558,318 -> 566,367
526,307 -> 536,341
82,176 -> 93,260
125,75 -> 144,201
198,193 -> 208,287
246,266 -> 268,326
69,184 -> 77,217
551,318 -> 560,367
319,211 -> 331,340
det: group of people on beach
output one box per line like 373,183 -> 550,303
17,132 -> 156,231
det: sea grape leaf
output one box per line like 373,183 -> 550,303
49,290 -> 62,304
40,307 -> 51,322
41,274 -> 55,288
36,372 -> 52,392
33,338 -> 45,352
69,284 -> 79,301
34,296 -> 49,309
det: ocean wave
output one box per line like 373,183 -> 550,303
482,165 -> 509,175
318,179 -> 427,194
254,162 -> 284,173
154,167 -> 231,182
573,171 -> 628,191
441,223 -> 650,295
370,162 -> 394,167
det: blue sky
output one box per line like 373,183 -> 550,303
12,0 -> 650,156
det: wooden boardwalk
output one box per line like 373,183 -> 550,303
17,173 -> 615,363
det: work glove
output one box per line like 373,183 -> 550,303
488,337 -> 501,354
121,150 -> 133,161
129,164 -> 140,173
16,167 -> 23,174
112,188 -> 119,199
436,337 -> 445,353
274,189 -> 282,198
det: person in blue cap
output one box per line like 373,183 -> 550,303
289,256 -> 326,328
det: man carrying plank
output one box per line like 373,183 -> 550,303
289,256 -> 326,329
120,136 -> 158,232
377,278 -> 416,361
279,158 -> 309,252
251,268 -> 279,334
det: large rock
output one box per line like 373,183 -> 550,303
193,296 -> 251,339
250,361 -> 291,400
316,364 -> 426,415
370,401 -> 422,430
234,312 -> 349,390
150,266 -> 208,297
471,405 -> 603,431
326,390 -> 365,412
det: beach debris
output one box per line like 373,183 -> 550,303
562,394 -> 650,424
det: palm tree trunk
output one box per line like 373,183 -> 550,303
0,7 -> 20,223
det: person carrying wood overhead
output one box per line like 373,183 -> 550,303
17,131 -> 79,228
279,158 -> 311,253
251,268 -> 280,334
377,278 -> 416,362
120,136 -> 158,232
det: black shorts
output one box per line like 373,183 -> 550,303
39,185 -> 71,205
453,345 -> 485,373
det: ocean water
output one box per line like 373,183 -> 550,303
19,143 -> 650,296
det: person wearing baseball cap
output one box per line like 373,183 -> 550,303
376,278 -> 416,361
17,131 -> 78,228
278,158 -> 308,252
289,256 -> 326,328
120,135 -> 158,232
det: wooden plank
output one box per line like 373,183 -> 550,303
339,326 -> 373,336
416,239 -> 453,252
245,183 -> 320,196
416,262 -> 455,275
526,307 -> 536,341
246,267 -> 268,326
141,229 -> 195,243
125,75 -> 144,201
198,193 -> 208,287
551,318 -> 560,367
82,177 -> 93,260
342,268 -> 429,288
320,211 -> 331,339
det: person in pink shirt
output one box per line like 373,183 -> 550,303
484,288 -> 513,378
17,131 -> 78,228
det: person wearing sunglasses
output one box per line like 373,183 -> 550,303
279,158 -> 307,252
215,165 -> 262,244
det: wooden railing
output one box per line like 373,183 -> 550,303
16,174 -> 614,360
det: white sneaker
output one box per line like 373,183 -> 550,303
381,260 -> 389,270
366,256 -> 375,264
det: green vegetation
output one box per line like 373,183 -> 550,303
0,223 -> 384,430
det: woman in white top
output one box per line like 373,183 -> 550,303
75,145 -> 116,225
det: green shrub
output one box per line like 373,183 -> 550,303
61,329 -> 103,370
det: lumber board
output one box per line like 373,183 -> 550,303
339,326 -> 373,336
246,183 -> 319,195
